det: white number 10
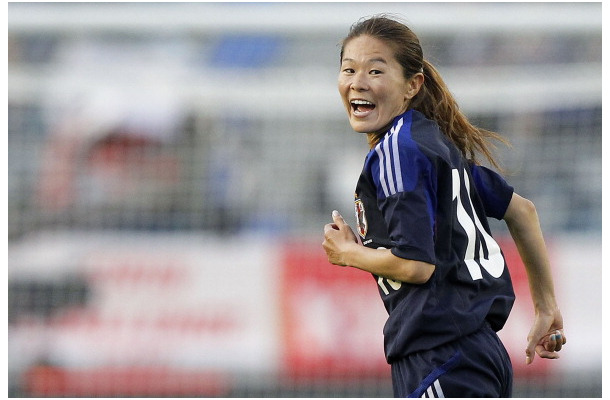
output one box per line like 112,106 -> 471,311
374,247 -> 403,294
376,169 -> 504,296
453,169 -> 504,280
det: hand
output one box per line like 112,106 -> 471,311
322,210 -> 360,266
525,309 -> 566,365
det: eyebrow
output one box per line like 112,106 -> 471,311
341,57 -> 388,64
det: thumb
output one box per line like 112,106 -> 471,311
525,332 -> 538,365
332,210 -> 346,226
525,346 -> 534,365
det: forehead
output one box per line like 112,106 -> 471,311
342,35 -> 397,63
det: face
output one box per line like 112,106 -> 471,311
338,35 -> 422,134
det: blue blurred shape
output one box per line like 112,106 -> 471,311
210,34 -> 284,68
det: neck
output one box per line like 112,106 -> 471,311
365,119 -> 396,149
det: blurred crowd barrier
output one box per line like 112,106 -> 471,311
7,232 -> 602,397
8,3 -> 601,397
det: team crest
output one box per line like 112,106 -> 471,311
354,198 -> 367,238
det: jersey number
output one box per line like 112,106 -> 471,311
452,169 -> 504,280
374,247 -> 403,294
375,169 -> 504,295
377,276 -> 402,295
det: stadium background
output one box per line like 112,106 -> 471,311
8,2 -> 601,397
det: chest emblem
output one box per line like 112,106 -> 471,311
354,198 -> 368,238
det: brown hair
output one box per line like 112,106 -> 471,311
341,15 -> 508,169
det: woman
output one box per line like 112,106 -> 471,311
322,15 -> 565,397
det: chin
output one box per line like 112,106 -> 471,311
349,119 -> 375,134
350,126 -> 369,134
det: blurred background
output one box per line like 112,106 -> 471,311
8,2 -> 601,397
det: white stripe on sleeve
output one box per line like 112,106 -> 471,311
391,118 -> 404,193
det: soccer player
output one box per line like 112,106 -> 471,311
322,15 -> 566,397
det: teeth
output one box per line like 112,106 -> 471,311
351,99 -> 374,105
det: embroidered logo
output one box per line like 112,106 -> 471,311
354,198 -> 367,238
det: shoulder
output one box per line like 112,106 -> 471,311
470,163 -> 514,219
366,110 -> 450,172
376,110 -> 434,149
383,110 -> 452,167
408,110 -> 443,140
369,111 -> 439,196
375,111 -> 426,162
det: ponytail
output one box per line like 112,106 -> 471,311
343,15 -> 509,170
413,60 -> 509,170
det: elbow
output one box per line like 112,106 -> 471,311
518,196 -> 538,218
401,261 -> 435,284
505,193 -> 538,225
415,263 -> 436,284
383,251 -> 435,284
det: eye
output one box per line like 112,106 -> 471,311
369,69 -> 383,75
342,68 -> 355,74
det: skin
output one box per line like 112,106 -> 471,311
324,33 -> 565,364
338,35 -> 424,136
323,210 -> 435,284
503,193 -> 566,363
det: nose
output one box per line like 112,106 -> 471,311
350,72 -> 369,91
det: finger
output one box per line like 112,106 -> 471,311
332,210 -> 346,226
544,331 -> 564,353
526,331 -> 552,364
544,333 -> 557,352
536,344 -> 560,360
553,331 -> 564,351
557,330 -> 566,344
324,223 -> 339,235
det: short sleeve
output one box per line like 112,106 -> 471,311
469,164 -> 514,220
371,129 -> 437,265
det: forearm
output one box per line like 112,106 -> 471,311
323,210 -> 435,284
341,242 -> 435,284
504,193 -> 558,311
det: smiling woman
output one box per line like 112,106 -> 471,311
338,35 -> 423,138
338,16 -> 508,171
323,15 -> 566,398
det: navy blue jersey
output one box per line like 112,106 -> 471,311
354,109 -> 515,363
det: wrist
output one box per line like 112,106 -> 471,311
533,299 -> 559,316
341,241 -> 363,268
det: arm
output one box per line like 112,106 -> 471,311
323,210 -> 435,284
503,192 -> 566,364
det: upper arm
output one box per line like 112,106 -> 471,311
370,130 -> 438,265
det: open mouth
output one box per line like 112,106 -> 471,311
351,99 -> 376,114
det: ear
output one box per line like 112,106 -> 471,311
405,72 -> 425,100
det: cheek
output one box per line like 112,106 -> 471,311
337,74 -> 348,90
387,89 -> 409,112
338,83 -> 351,109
